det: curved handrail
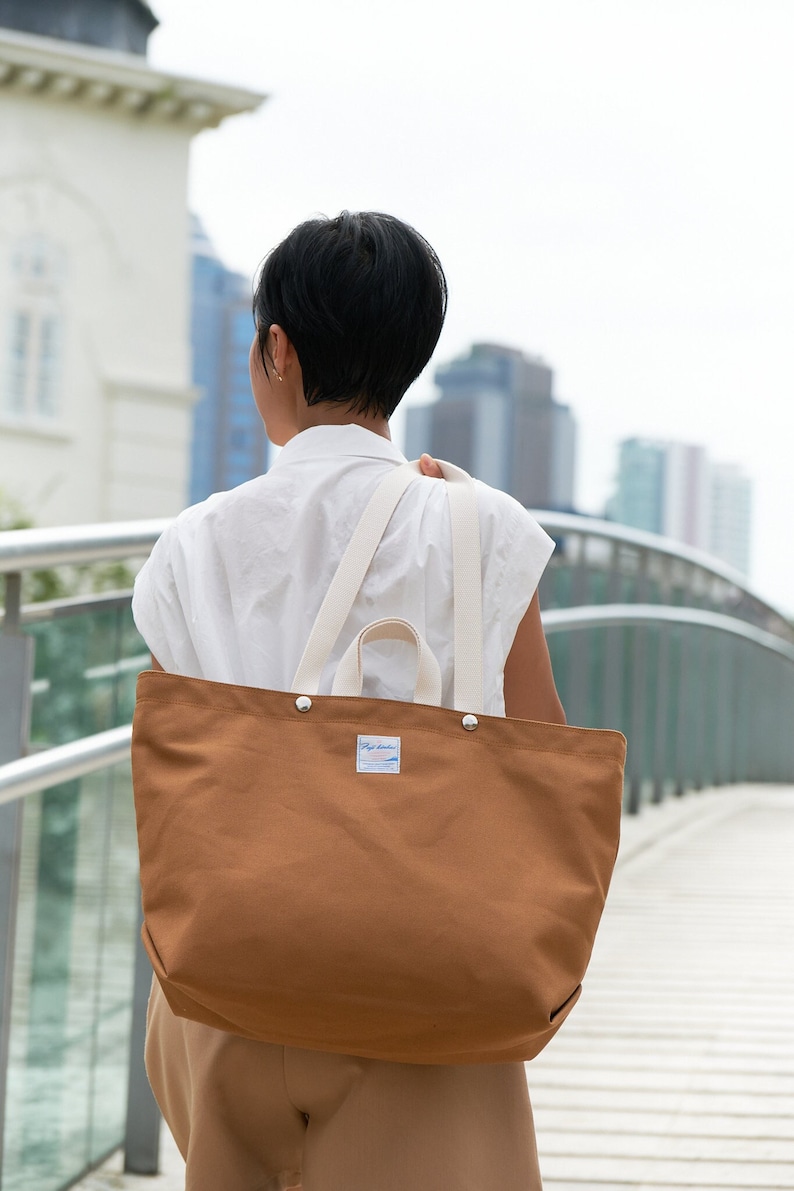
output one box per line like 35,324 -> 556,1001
0,510 -> 767,597
0,725 -> 132,808
542,603 -> 794,661
529,509 -> 787,623
2,601 -> 794,809
0,520 -> 170,573
531,510 -> 748,583
1,512 -> 791,639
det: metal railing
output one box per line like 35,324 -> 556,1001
0,728 -> 132,809
1,514 -> 793,1190
0,522 -> 170,576
543,604 -> 794,811
533,510 -> 794,643
0,525 -> 162,1191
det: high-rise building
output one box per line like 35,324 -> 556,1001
604,439 -> 667,535
405,343 -> 576,510
663,442 -> 710,551
709,462 -> 752,577
607,437 -> 752,576
188,219 -> 268,505
0,2 -> 264,523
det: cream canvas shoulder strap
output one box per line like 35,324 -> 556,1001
291,460 -> 484,713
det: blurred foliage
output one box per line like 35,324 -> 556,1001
0,489 -> 31,531
0,488 -> 136,604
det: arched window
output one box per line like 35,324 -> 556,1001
4,236 -> 65,423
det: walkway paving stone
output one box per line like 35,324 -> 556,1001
76,785 -> 794,1189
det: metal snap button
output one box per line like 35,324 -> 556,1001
295,696 -> 312,712
461,714 -> 479,731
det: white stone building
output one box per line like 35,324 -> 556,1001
0,2 -> 264,525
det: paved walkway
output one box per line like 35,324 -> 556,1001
530,784 -> 794,1189
79,784 -> 794,1190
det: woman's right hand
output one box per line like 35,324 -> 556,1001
419,453 -> 444,479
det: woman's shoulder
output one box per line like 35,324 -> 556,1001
472,476 -> 541,522
404,471 -> 555,595
135,476 -> 275,601
470,478 -> 554,556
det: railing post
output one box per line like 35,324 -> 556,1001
602,543 -> 624,734
673,624 -> 690,797
689,628 -> 706,791
713,636 -> 731,786
123,899 -> 162,1173
626,622 -> 648,814
651,624 -> 670,803
0,574 -> 35,1182
570,533 -> 589,606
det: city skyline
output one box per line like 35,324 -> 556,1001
180,199 -> 760,583
145,0 -> 794,614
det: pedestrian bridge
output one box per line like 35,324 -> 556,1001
1,513 -> 792,1191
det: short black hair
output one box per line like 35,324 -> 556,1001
252,211 -> 447,419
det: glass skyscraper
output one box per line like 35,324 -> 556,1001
188,218 -> 269,506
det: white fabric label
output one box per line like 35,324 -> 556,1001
357,735 -> 401,774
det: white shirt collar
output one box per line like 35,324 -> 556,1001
269,424 -> 407,469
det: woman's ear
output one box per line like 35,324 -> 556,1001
269,324 -> 296,380
250,330 -> 301,446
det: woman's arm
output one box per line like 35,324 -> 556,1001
151,655 -> 164,671
503,594 -> 566,724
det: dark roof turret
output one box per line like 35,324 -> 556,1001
0,0 -> 158,56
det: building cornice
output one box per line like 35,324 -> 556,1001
0,27 -> 265,129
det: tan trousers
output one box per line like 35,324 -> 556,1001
146,980 -> 543,1191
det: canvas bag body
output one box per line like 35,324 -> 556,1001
131,460 -> 626,1065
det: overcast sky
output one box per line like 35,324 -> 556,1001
148,0 -> 794,612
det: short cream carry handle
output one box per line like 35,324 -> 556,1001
331,618 -> 443,706
291,460 -> 484,712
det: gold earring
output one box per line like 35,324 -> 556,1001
274,369 -> 283,382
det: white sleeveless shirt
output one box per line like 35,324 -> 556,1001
132,425 -> 554,716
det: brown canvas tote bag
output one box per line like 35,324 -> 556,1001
132,460 -> 626,1065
